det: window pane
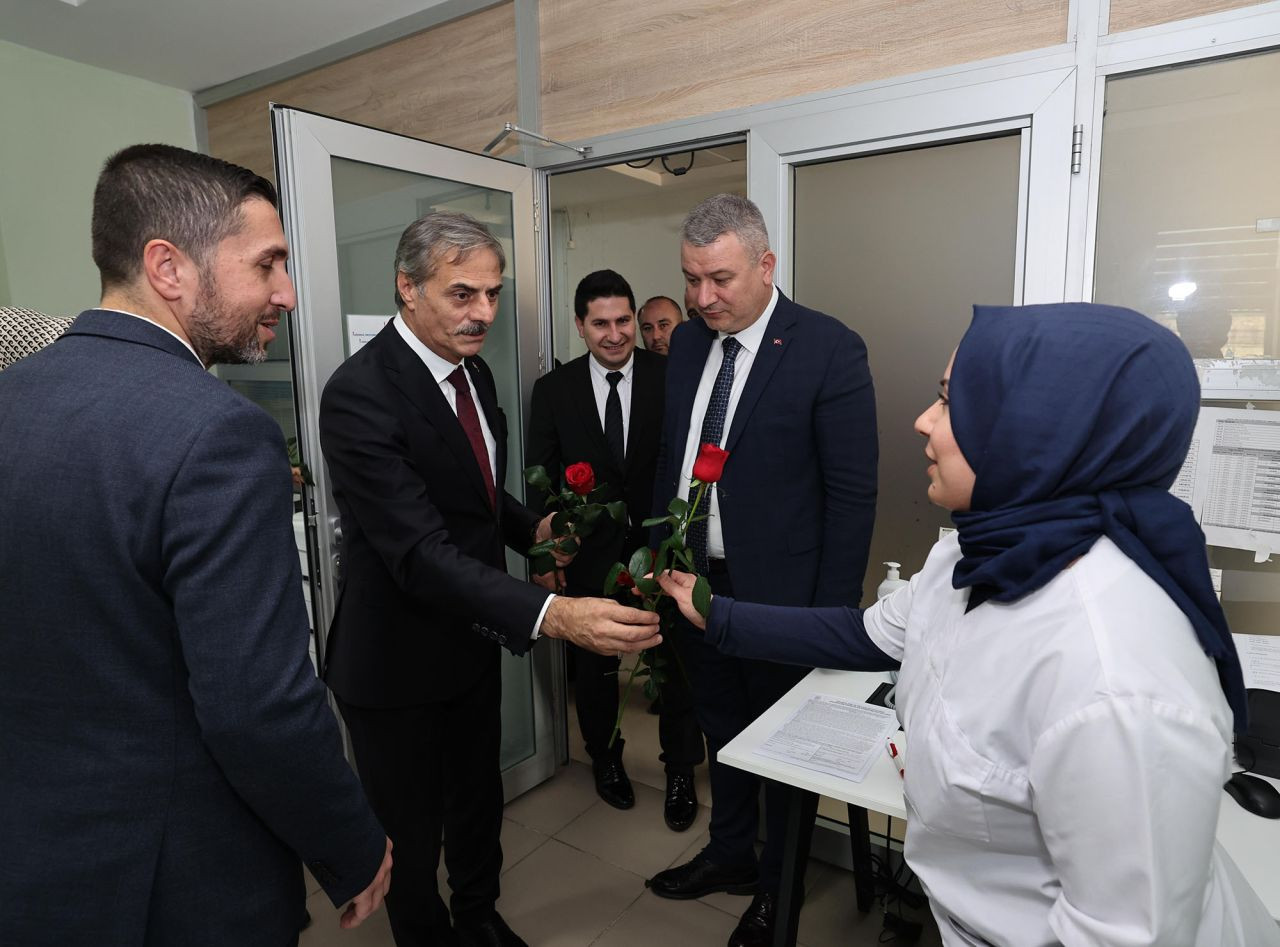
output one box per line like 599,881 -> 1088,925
1094,51 -> 1280,364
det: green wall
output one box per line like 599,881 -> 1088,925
0,39 -> 196,316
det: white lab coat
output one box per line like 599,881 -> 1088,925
865,534 -> 1279,946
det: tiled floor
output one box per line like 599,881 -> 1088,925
301,684 -> 941,947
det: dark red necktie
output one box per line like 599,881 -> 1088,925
447,365 -> 496,509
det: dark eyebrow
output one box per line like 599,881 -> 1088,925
447,281 -> 502,293
261,244 -> 289,262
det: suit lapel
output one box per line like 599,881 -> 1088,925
379,326 -> 493,510
626,352 -> 660,468
466,357 -> 505,494
725,292 -> 798,453
671,320 -> 716,463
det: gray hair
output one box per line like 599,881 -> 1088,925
393,211 -> 506,308
681,193 -> 770,262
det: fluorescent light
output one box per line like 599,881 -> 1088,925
1168,281 -> 1198,302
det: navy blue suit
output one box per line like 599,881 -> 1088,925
0,310 -> 385,946
653,290 -> 877,891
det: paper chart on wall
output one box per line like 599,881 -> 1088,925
346,314 -> 393,356
753,693 -> 898,783
1233,634 -> 1280,693
1173,407 -> 1280,561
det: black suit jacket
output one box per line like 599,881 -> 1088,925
0,311 -> 384,945
653,291 -> 878,607
319,322 -> 549,707
526,349 -> 665,595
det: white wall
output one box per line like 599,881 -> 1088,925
0,39 -> 196,316
548,171 -> 746,363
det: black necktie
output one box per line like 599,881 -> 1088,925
605,370 -> 625,470
688,336 -> 742,572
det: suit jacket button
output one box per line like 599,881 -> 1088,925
498,635 -> 507,644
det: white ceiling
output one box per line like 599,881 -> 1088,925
0,0 -> 451,92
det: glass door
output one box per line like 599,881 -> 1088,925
271,106 -> 556,798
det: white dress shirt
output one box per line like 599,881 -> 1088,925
394,314 -> 497,485
588,352 -> 634,452
863,534 -> 1279,947
105,308 -> 203,366
394,314 -> 554,638
678,285 -> 779,559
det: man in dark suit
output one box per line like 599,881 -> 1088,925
0,144 -> 391,946
319,214 -> 661,947
526,270 -> 703,830
647,195 -> 878,947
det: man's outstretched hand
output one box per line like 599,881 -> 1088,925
540,597 -> 661,654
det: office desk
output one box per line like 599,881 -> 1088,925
719,668 -> 1280,947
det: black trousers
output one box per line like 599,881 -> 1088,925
337,665 -> 503,947
671,560 -> 819,893
571,634 -> 704,773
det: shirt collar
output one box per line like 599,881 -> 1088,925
719,284 -> 779,355
394,312 -> 464,385
101,308 -> 203,366
588,351 -> 634,384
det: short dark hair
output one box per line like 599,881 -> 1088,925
92,144 -> 277,291
574,269 -> 635,320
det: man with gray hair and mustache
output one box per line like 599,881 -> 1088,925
319,211 -> 662,947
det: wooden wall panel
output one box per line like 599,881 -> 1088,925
205,3 -> 517,181
539,0 -> 1069,142
1108,0 -> 1262,34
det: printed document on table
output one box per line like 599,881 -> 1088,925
1174,407 -> 1280,559
1234,634 -> 1280,693
753,694 -> 898,783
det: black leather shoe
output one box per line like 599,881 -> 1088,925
592,757 -> 635,810
664,772 -> 698,832
728,893 -> 776,947
647,850 -> 758,900
455,912 -> 528,947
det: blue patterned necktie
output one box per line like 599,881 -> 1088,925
688,336 -> 742,573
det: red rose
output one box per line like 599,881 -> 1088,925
615,569 -> 636,589
564,461 -> 596,496
692,443 -> 729,483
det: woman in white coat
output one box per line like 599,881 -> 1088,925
660,303 -> 1278,946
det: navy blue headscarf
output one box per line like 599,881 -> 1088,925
948,302 -> 1247,730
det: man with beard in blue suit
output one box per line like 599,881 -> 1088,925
0,144 -> 391,946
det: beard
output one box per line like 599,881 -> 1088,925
187,275 -> 271,367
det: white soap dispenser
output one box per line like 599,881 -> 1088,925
877,561 -> 907,600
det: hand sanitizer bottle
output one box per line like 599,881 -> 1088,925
877,561 -> 907,600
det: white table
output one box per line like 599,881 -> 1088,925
719,668 -> 1280,945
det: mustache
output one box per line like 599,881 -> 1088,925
454,321 -> 488,338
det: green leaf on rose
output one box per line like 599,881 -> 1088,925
532,553 -> 557,575
667,497 -> 689,518
673,547 -> 694,571
634,576 -> 659,596
603,561 -> 626,595
551,510 -> 572,534
605,500 -> 627,523
641,514 -> 676,528
523,465 -> 552,492
528,539 -> 558,556
586,485 -> 609,504
692,576 -> 712,618
627,546 -> 653,579
555,536 -> 579,556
